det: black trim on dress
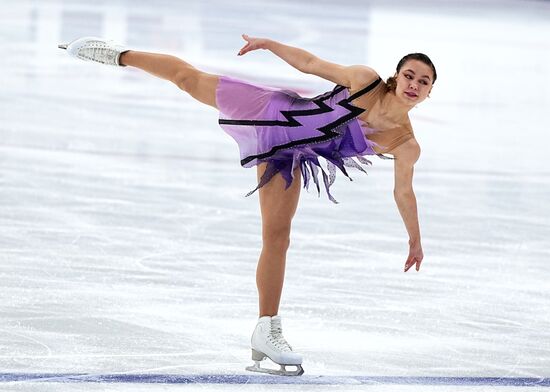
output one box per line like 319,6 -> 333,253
219,78 -> 382,166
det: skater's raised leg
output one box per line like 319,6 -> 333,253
59,37 -> 219,109
119,51 -> 219,109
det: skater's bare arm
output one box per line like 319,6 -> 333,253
238,34 -> 377,87
391,139 -> 424,272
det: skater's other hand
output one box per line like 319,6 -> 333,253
238,34 -> 268,56
404,241 -> 423,272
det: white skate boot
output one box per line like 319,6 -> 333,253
58,37 -> 128,66
246,315 -> 304,376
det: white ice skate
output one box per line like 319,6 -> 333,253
58,37 -> 128,66
246,315 -> 304,376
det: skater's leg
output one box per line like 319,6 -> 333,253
250,173 -> 304,375
119,51 -> 219,109
256,164 -> 301,317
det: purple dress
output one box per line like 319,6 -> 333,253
216,76 -> 388,203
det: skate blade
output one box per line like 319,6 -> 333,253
58,43 -> 68,50
246,361 -> 304,377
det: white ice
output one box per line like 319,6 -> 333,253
0,0 -> 549,391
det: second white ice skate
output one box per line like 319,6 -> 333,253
58,37 -> 128,66
246,315 -> 304,376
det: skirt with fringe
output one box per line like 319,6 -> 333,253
216,76 -> 388,203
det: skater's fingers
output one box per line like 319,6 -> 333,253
415,258 -> 423,271
242,34 -> 257,46
404,260 -> 412,272
404,257 -> 416,272
238,44 -> 251,56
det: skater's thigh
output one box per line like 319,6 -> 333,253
257,163 -> 301,236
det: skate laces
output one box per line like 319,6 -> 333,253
79,42 -> 116,64
91,46 -> 111,63
268,319 -> 293,352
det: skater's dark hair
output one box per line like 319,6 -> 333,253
386,53 -> 437,92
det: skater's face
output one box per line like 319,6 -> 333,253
394,60 -> 433,106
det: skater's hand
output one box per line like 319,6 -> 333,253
404,241 -> 423,272
238,34 -> 269,56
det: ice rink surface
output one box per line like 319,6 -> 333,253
1,0 -> 549,391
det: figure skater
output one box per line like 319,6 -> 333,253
59,34 -> 436,376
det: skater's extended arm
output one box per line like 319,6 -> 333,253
238,34 -> 378,87
391,139 -> 424,272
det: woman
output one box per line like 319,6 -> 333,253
59,34 -> 436,376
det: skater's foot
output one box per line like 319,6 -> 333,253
246,315 -> 304,376
58,37 -> 128,66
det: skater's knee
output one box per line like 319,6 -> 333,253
173,68 -> 219,109
173,66 -> 200,92
262,225 -> 291,251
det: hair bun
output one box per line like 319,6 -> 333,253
385,76 -> 397,92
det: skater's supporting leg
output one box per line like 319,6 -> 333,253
256,164 -> 301,317
119,51 -> 219,109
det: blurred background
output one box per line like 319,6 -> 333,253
0,1 -> 549,391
